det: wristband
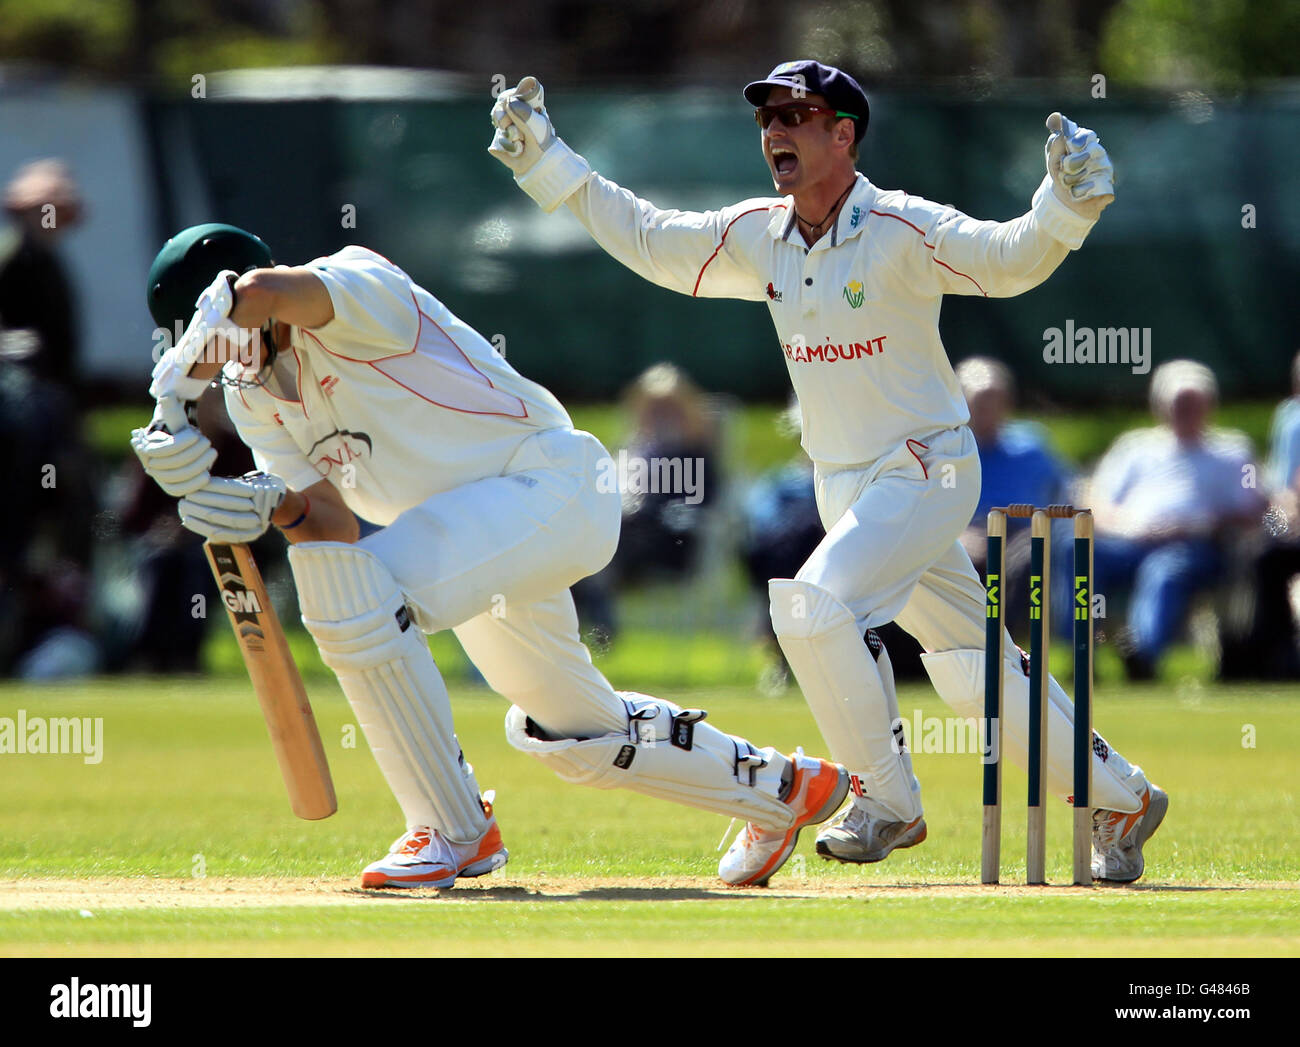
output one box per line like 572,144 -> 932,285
516,140 -> 592,213
279,493 -> 310,530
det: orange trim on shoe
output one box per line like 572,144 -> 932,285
733,759 -> 847,887
1118,788 -> 1151,839
797,761 -> 847,827
736,827 -> 798,887
732,760 -> 809,886
396,830 -> 432,856
458,821 -> 504,873
360,868 -> 455,888
902,817 -> 927,846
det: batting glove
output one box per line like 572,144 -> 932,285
487,76 -> 592,212
1044,112 -> 1114,221
130,422 -> 217,497
178,471 -> 287,544
150,269 -> 253,403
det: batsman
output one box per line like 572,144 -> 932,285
491,60 -> 1167,883
130,225 -> 848,889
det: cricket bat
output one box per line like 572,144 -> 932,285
205,541 -> 338,820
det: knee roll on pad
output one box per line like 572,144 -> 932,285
288,541 -> 489,841
289,542 -> 413,664
919,646 -> 1016,723
769,577 -> 856,640
503,694 -> 796,831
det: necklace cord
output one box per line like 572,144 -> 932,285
796,180 -> 855,232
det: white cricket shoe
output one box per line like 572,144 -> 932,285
1092,783 -> 1168,883
361,796 -> 508,889
719,753 -> 849,887
814,801 -> 927,864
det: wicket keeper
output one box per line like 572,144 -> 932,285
490,61 -> 1167,883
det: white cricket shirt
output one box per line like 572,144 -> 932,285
1091,426 -> 1258,536
567,171 -> 1095,467
223,246 -> 573,525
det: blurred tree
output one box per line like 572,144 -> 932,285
792,0 -> 1133,84
0,0 -> 133,75
0,0 -> 1294,91
1100,0 -> 1300,88
151,0 -> 342,83
0,0 -> 339,82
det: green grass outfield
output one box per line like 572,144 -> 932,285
1,676 -> 1297,957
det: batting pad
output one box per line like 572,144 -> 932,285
289,542 -> 490,843
503,694 -> 797,831
769,579 -> 922,823
920,648 -> 1143,814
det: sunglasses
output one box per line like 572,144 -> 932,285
754,103 -> 857,130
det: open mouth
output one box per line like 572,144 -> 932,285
772,149 -> 799,177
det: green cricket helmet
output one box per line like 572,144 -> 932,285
146,223 -> 272,333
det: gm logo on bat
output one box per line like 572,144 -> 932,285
222,588 -> 263,614
209,545 -> 269,648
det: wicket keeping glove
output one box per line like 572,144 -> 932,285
1044,112 -> 1114,221
178,471 -> 287,544
488,75 -> 542,167
488,76 -> 591,212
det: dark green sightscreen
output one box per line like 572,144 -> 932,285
149,88 -> 1298,402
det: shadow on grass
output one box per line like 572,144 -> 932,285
839,881 -> 1246,894
340,880 -> 1246,902
342,885 -> 755,902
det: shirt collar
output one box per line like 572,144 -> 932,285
833,174 -> 877,245
766,173 -> 877,248
766,199 -> 798,241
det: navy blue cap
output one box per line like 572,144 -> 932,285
743,60 -> 869,141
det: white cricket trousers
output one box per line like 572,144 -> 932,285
804,426 -> 982,634
322,425 -> 804,837
796,424 -> 1144,814
358,426 -> 629,739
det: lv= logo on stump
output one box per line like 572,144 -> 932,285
983,504 -> 1094,886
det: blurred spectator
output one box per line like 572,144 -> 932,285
0,338 -> 96,679
741,400 -> 923,692
1219,349 -> 1300,679
1081,360 -> 1264,680
0,159 -> 84,401
615,363 -> 721,578
956,356 -> 1070,637
1267,349 -> 1300,495
571,363 -> 722,645
0,160 -> 94,678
